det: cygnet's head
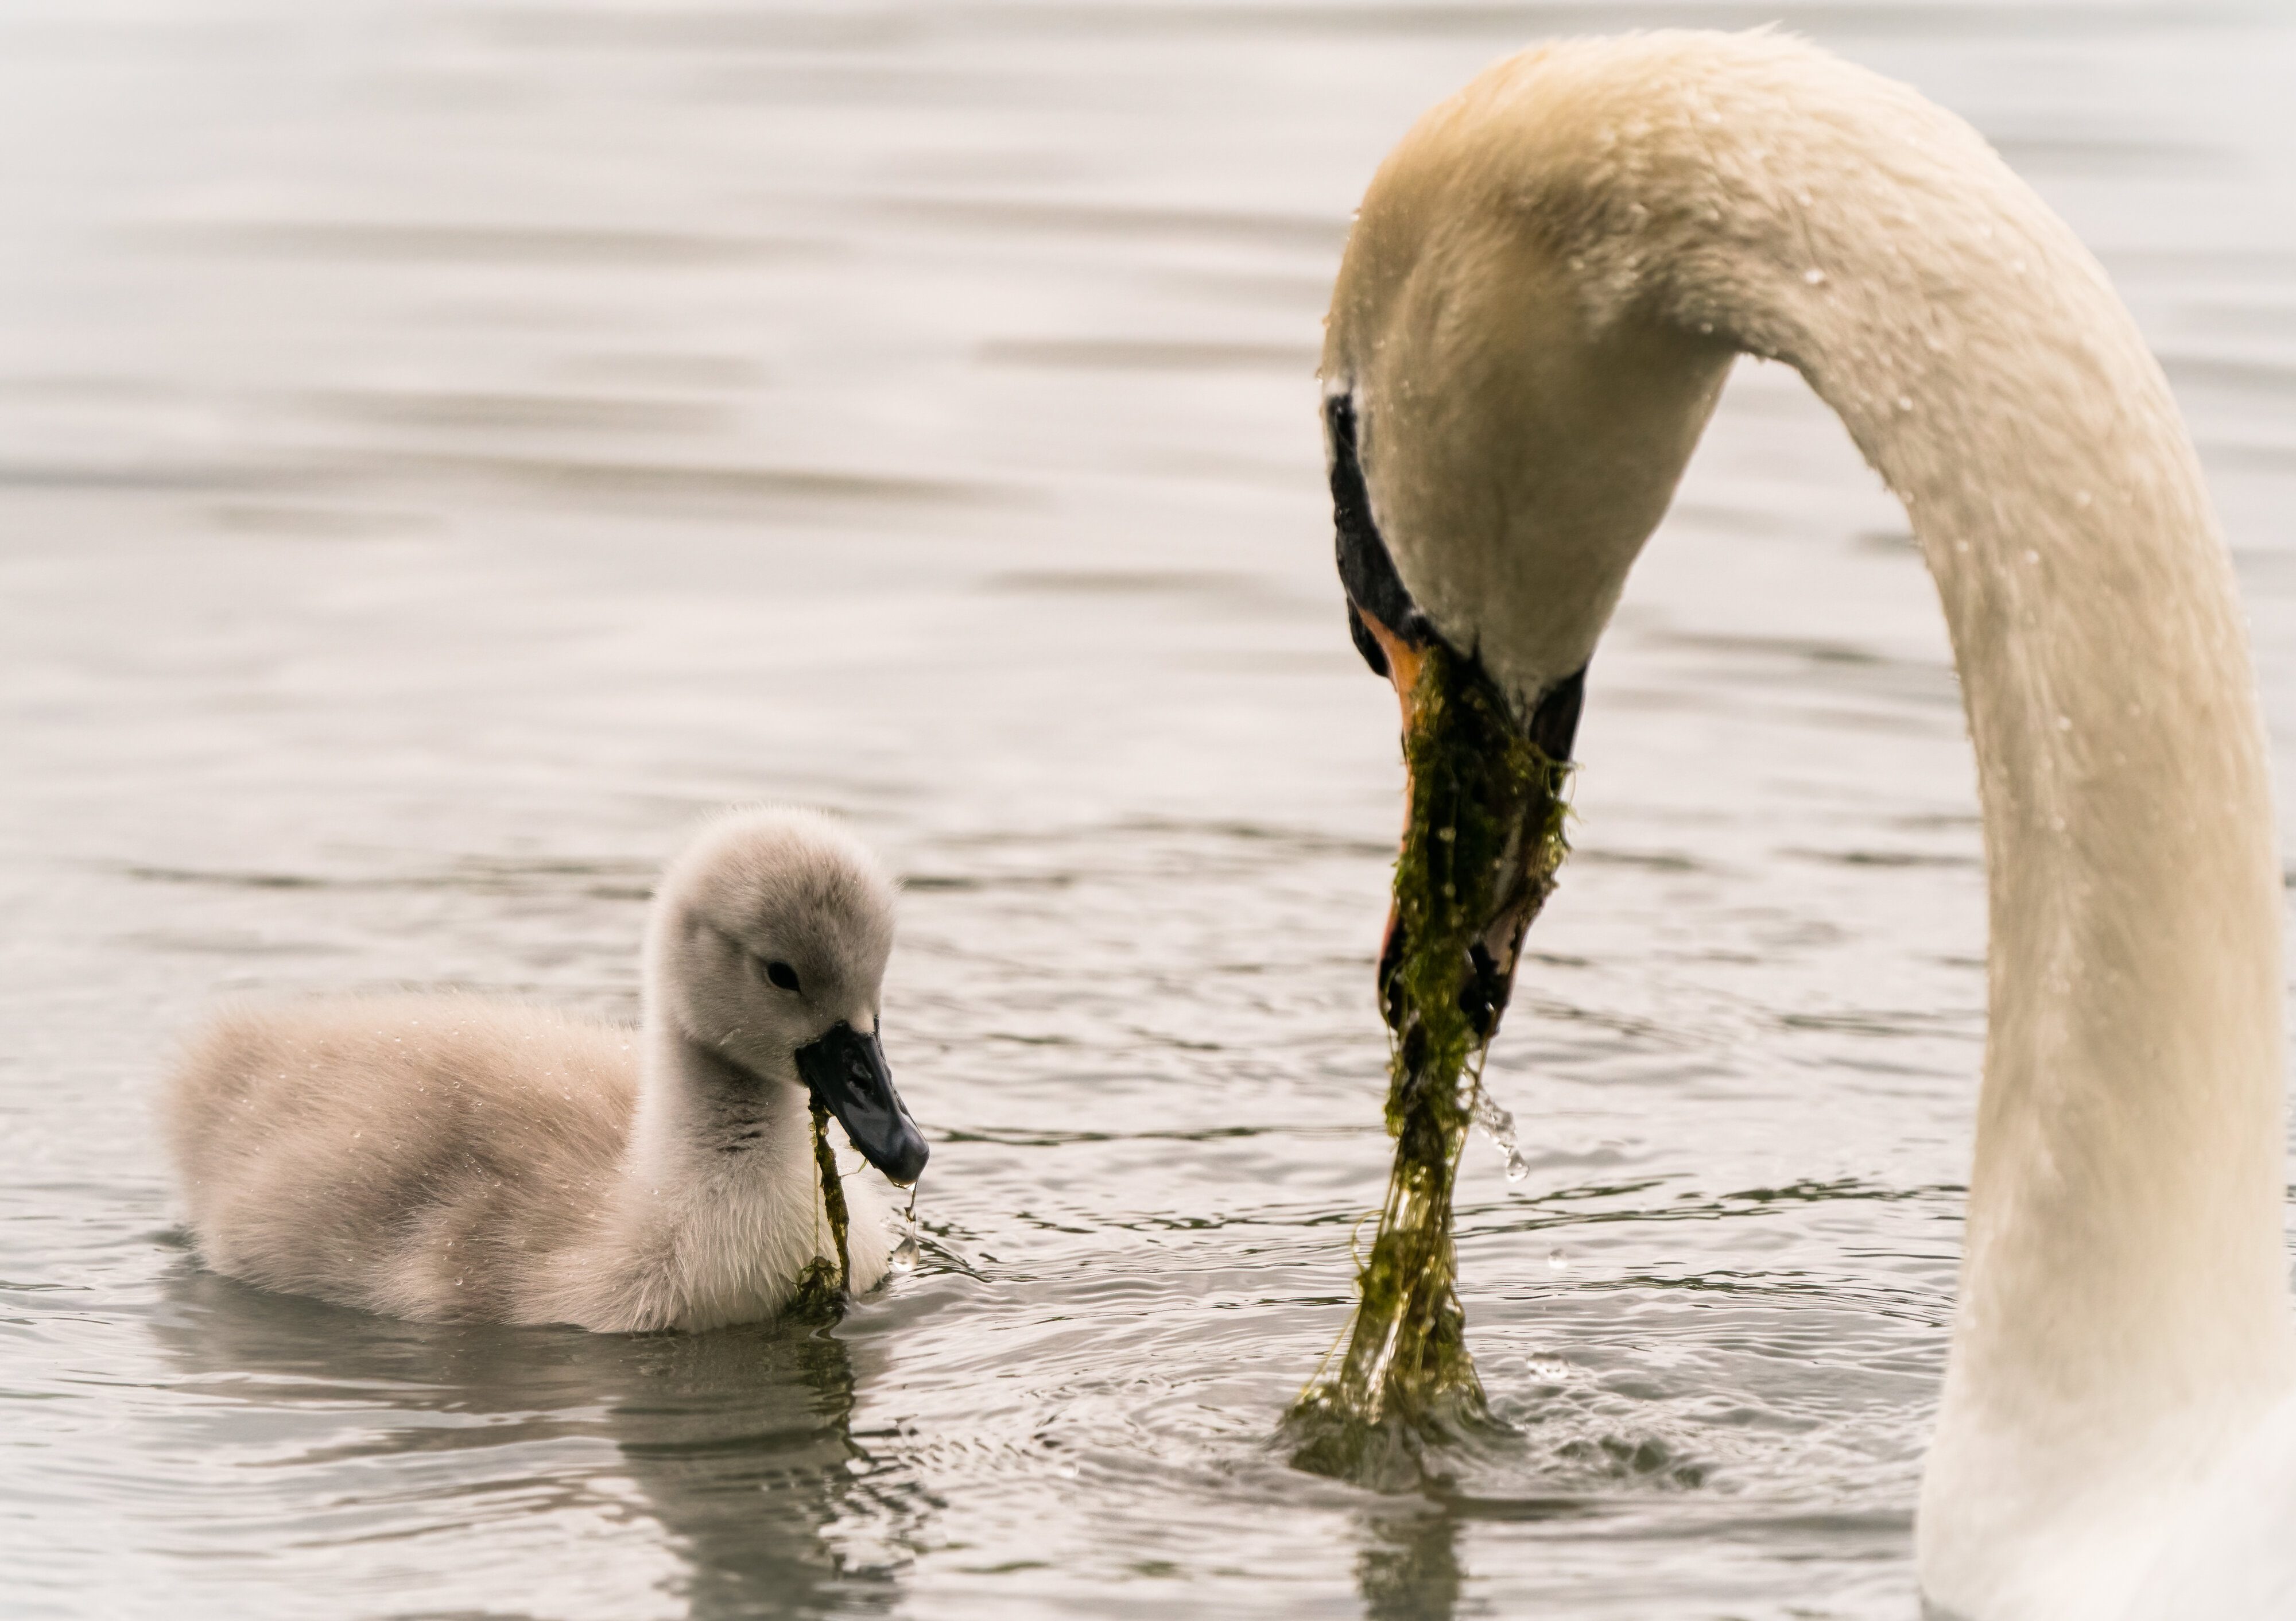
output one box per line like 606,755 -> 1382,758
646,807 -> 925,1184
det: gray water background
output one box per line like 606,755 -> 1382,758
4,2 -> 2295,1616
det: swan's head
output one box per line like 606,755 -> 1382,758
646,806 -> 925,1184
1321,39 -> 1742,1032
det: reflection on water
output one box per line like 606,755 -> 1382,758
1357,1508 -> 1464,1621
2,1 -> 2293,1617
153,1261 -> 907,1620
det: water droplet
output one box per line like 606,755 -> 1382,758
891,1192 -> 921,1273
1548,1250 -> 1570,1274
1475,1092 -> 1531,1185
1803,267 -> 1827,286
1525,1355 -> 1572,1382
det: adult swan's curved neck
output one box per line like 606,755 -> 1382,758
1322,32 -> 2293,1616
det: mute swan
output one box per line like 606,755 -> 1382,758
164,806 -> 927,1333
1323,32 -> 2296,1620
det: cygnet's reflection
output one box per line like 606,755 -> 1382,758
150,1262 -> 919,1618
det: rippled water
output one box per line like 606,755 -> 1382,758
5,3 -> 2295,1616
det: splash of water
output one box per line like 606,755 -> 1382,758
891,1186 -> 922,1274
1473,1090 -> 1530,1183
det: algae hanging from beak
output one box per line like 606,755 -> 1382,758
786,1100 -> 855,1324
1285,641 -> 1572,1487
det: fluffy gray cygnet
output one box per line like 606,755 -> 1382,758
164,807 -> 928,1332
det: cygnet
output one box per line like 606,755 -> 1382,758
163,806 -> 928,1332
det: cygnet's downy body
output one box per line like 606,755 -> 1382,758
164,808 -> 927,1332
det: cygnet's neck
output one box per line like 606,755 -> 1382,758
627,897 -> 819,1195
630,1019 -> 815,1184
618,923 -> 832,1278
600,1003 -> 841,1336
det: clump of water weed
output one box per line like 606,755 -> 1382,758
784,1099 -> 854,1326
1285,642 -> 1570,1488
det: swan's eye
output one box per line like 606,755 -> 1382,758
762,960 -> 801,992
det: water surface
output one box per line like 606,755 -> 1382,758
5,2 -> 2295,1617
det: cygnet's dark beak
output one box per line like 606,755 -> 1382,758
794,1021 -> 928,1186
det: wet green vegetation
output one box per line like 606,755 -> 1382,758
786,1101 -> 854,1324
1286,644 -> 1572,1488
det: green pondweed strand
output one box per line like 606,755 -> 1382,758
1285,642 -> 1571,1487
785,1099 -> 854,1325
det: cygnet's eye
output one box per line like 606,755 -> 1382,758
761,959 -> 801,993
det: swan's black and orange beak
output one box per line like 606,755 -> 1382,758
1351,603 -> 1438,1022
795,1021 -> 928,1186
1328,388 -> 1581,1042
